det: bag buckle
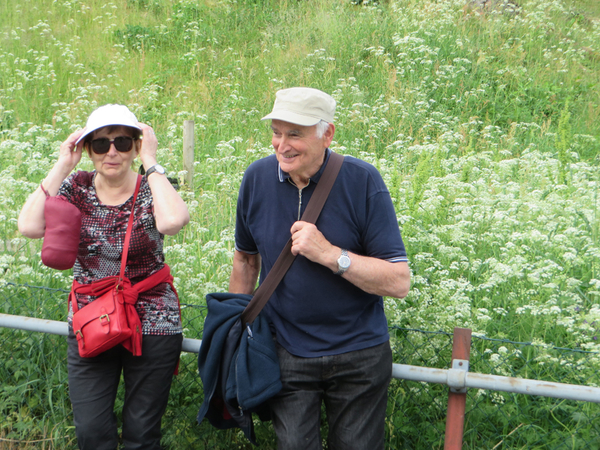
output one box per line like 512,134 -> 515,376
246,325 -> 253,339
115,277 -> 124,293
99,314 -> 110,325
75,330 -> 84,347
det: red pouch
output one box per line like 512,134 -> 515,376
40,184 -> 81,270
71,279 -> 133,358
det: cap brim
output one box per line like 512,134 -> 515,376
261,111 -> 321,127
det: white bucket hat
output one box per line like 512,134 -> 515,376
261,87 -> 336,126
76,104 -> 142,144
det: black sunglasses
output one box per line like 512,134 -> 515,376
90,136 -> 134,154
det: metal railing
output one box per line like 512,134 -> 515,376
2,313 -> 599,406
3,282 -> 600,449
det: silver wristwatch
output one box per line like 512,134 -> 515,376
145,164 -> 166,178
335,249 -> 351,275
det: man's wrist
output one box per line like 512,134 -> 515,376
335,248 -> 351,275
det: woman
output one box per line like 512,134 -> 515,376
18,104 -> 190,450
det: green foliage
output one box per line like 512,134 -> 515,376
556,99 -> 573,184
2,0 -> 600,447
114,25 -> 163,52
0,329 -> 76,447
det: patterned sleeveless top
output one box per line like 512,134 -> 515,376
59,171 -> 182,335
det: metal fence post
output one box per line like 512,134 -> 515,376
183,120 -> 194,187
444,327 -> 472,449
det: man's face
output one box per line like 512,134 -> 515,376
271,119 -> 334,189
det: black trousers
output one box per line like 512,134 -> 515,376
67,333 -> 183,450
269,341 -> 392,450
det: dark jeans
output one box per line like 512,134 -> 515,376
67,333 -> 183,450
269,341 -> 392,450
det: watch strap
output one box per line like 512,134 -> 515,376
335,249 -> 350,275
145,164 -> 164,177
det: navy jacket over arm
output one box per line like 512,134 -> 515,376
197,292 -> 281,445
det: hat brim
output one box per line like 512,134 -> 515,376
261,111 -> 322,127
75,123 -> 142,144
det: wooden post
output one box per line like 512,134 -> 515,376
444,327 -> 472,450
183,120 -> 194,187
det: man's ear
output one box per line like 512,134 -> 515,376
324,123 -> 335,147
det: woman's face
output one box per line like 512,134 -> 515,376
88,126 -> 140,181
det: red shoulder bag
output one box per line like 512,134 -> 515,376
70,175 -> 142,358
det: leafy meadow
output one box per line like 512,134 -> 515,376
1,0 -> 600,445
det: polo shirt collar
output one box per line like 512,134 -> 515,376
277,148 -> 332,184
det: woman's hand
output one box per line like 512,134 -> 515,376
137,123 -> 159,170
56,129 -> 84,175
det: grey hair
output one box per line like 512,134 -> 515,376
315,120 -> 331,138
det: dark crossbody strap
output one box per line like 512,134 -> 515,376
241,151 -> 344,325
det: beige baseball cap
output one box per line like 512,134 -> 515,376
261,87 -> 336,126
76,104 -> 142,144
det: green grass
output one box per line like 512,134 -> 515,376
568,0 -> 600,18
0,0 -> 600,358
1,0 -> 600,447
1,0 -> 599,368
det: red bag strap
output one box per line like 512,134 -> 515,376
40,183 -> 50,197
118,175 -> 143,284
70,174 -> 142,313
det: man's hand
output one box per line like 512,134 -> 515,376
290,221 -> 337,269
290,221 -> 410,298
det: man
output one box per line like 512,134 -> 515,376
229,87 -> 410,450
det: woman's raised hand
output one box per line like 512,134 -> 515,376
57,129 -> 84,173
138,123 -> 158,169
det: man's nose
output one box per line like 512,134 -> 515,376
277,135 -> 290,150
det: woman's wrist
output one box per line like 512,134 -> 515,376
54,158 -> 77,178
140,157 -> 158,171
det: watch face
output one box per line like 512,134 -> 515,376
147,164 -> 165,176
339,255 -> 351,269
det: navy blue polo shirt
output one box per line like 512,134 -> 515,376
234,149 -> 408,357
